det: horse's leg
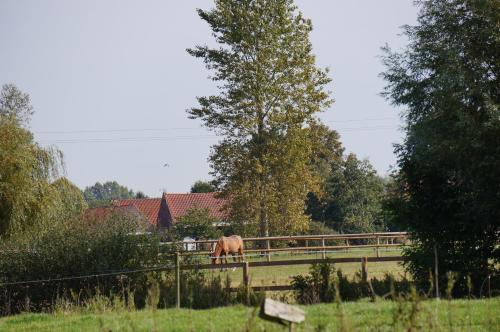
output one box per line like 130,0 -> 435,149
238,247 -> 244,262
220,253 -> 225,272
231,253 -> 237,271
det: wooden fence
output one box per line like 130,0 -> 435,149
166,231 -> 408,260
168,232 -> 408,307
174,254 -> 404,307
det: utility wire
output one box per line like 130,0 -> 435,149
34,117 -> 398,135
0,265 -> 175,287
38,126 -> 399,144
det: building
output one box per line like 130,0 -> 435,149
84,192 -> 227,230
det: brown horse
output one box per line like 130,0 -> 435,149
211,235 -> 244,265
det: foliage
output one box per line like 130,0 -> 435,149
307,122 -> 344,185
163,268 -> 263,309
83,181 -> 147,208
291,262 -> 412,304
172,207 -> 222,240
49,177 -> 88,222
0,215 -> 167,315
307,153 -> 386,234
300,220 -> 342,247
188,0 -> 332,237
291,262 -> 336,304
381,0 -> 500,293
0,83 -> 33,126
190,180 -> 216,193
0,84 -> 64,238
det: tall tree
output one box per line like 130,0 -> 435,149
0,84 -> 63,237
381,0 -> 499,292
0,84 -> 33,126
324,154 -> 385,233
305,123 -> 344,223
307,153 -> 385,233
188,0 -> 332,236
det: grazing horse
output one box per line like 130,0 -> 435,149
211,235 -> 244,265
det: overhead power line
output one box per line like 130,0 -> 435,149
38,126 -> 399,144
34,117 -> 398,135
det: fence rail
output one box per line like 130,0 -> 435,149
164,231 -> 408,261
168,231 -> 408,246
175,255 -> 405,304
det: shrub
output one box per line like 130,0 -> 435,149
0,214 -> 170,315
291,262 -> 412,304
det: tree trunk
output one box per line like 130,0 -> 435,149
259,178 -> 269,238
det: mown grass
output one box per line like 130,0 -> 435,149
1,298 -> 498,331
205,248 -> 406,287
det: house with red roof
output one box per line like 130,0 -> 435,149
84,192 -> 228,230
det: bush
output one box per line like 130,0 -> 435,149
157,257 -> 264,309
291,262 -> 412,304
0,215 -> 170,315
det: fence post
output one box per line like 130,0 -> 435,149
361,257 -> 368,283
321,237 -> 326,259
175,251 -> 180,309
376,236 -> 380,258
434,244 -> 439,299
266,239 -> 271,262
243,261 -> 250,305
488,275 -> 491,298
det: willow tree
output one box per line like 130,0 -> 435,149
188,0 -> 332,236
0,84 -> 63,237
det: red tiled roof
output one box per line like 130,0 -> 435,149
163,192 -> 227,223
114,198 -> 162,225
109,193 -> 228,227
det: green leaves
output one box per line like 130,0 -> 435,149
189,0 -> 333,236
173,207 -> 222,240
381,0 -> 500,293
307,153 -> 385,234
0,84 -> 65,237
83,181 -> 146,208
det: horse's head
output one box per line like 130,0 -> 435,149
210,242 -> 218,264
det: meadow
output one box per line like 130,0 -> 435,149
1,298 -> 497,331
201,248 -> 406,287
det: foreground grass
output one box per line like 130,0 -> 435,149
1,298 -> 498,331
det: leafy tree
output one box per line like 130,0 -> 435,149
134,191 -> 147,199
0,83 -> 33,126
305,123 -> 344,225
190,180 -> 216,193
83,181 -> 146,207
188,0 -> 332,236
308,122 -> 344,181
0,84 -> 63,237
172,207 -> 222,240
310,154 -> 385,233
50,177 -> 88,221
381,0 -> 499,293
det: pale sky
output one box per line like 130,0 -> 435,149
0,1 -> 418,196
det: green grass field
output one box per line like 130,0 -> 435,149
1,299 -> 498,331
202,248 -> 406,287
